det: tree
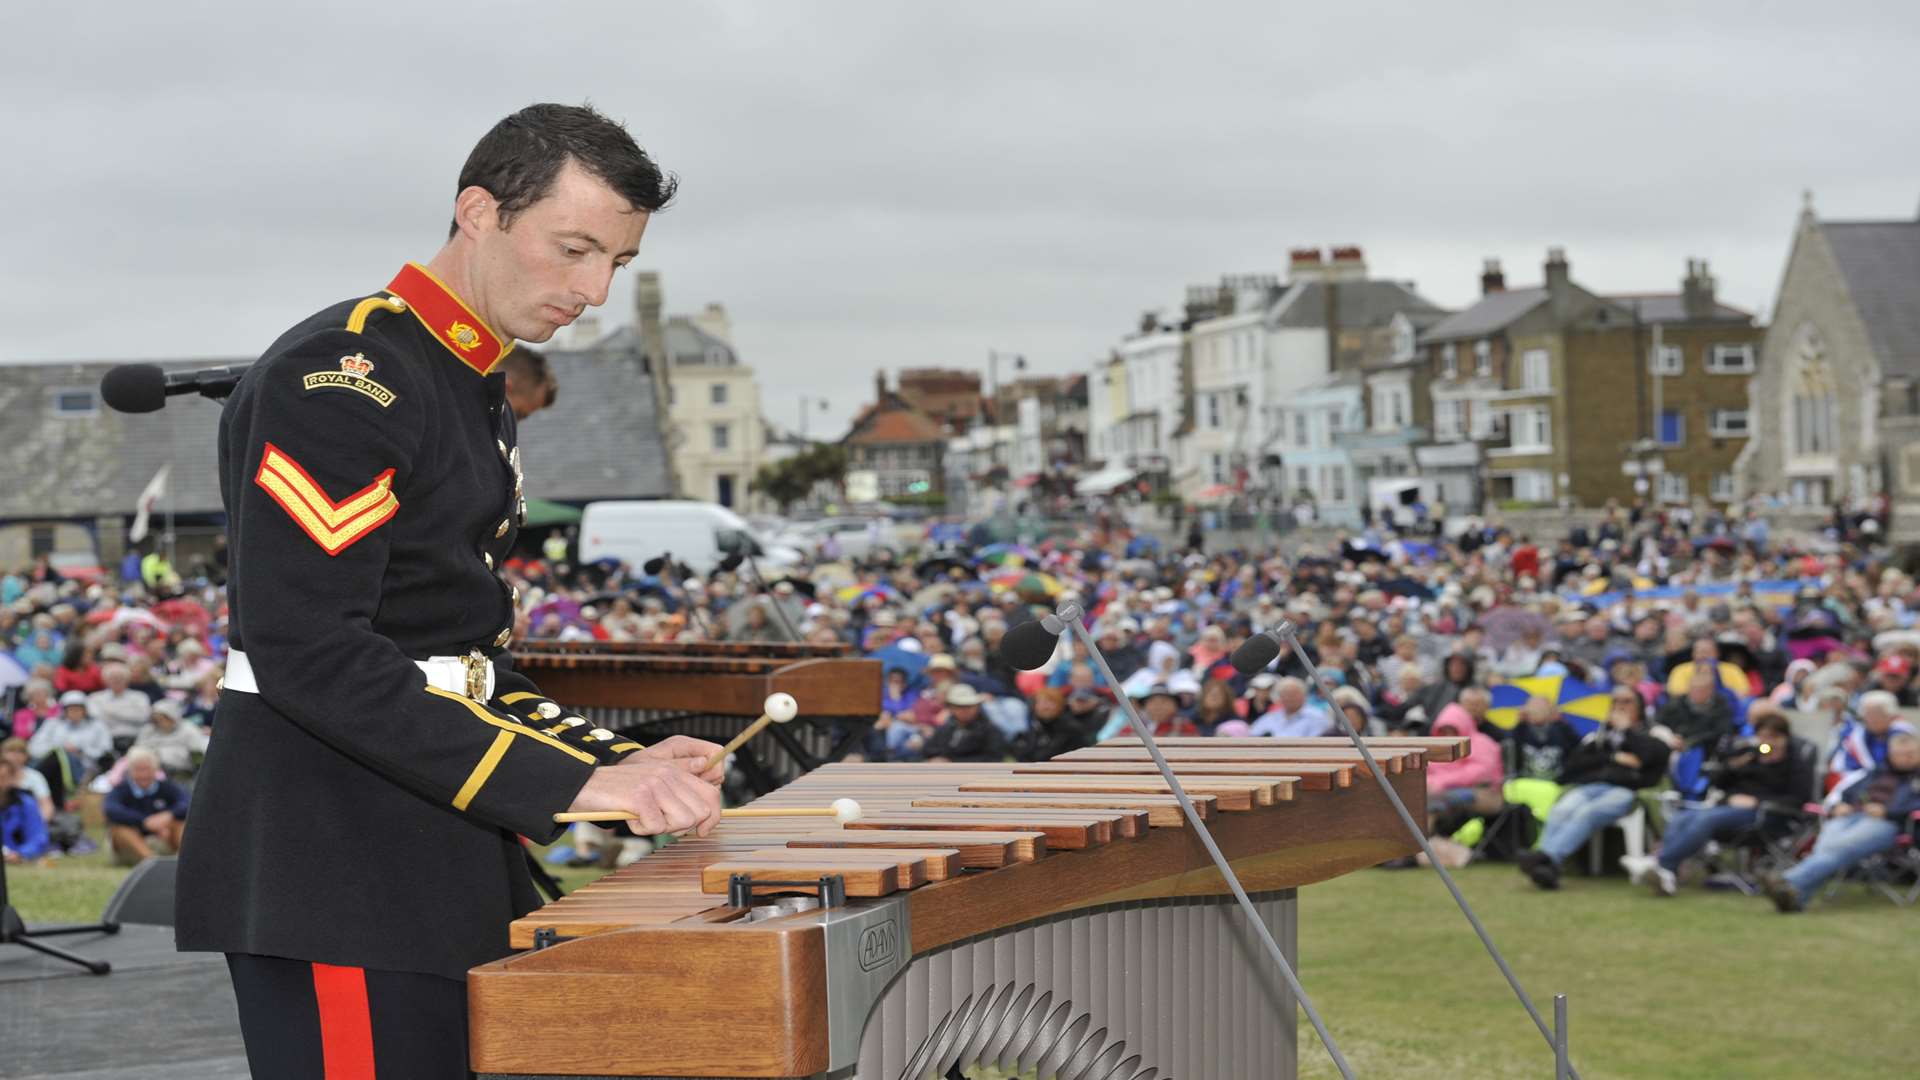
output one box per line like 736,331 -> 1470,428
754,442 -> 848,513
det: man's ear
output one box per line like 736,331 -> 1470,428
451,185 -> 497,240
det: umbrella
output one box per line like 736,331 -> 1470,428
989,570 -> 1062,600
1379,576 -> 1433,600
520,498 -> 582,528
1660,656 -> 1754,698
975,543 -> 1039,567
835,582 -> 900,605
911,582 -> 960,609
1475,606 -> 1551,652
915,555 -> 969,579
866,642 -> 929,681
1487,675 -> 1609,736
0,652 -> 28,692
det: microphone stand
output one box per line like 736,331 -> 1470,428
650,553 -> 716,639
1262,621 -> 1579,1079
728,553 -> 803,642
1047,602 -> 1357,1080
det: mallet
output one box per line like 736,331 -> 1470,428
554,797 -> 863,825
701,692 -> 800,773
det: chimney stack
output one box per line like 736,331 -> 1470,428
1682,258 -> 1717,320
1480,258 -> 1505,296
1544,247 -> 1572,320
1327,246 -> 1367,281
874,369 -> 887,400
1289,247 -> 1324,282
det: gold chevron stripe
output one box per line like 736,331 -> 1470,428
260,447 -> 395,529
453,730 -> 515,811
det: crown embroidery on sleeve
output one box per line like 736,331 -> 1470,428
253,442 -> 399,555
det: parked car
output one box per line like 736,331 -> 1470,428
578,501 -> 803,575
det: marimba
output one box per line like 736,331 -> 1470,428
512,640 -> 883,793
468,735 -> 1467,1079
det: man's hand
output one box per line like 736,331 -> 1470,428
143,811 -> 174,833
1614,752 -> 1642,769
1728,794 -> 1759,810
635,734 -> 727,785
1864,801 -> 1888,819
1830,802 -> 1855,818
567,758 -> 723,837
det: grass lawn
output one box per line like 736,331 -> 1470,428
8,835 -> 1909,1078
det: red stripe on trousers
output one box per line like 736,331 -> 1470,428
310,962 -> 377,1079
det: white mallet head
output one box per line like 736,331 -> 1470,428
764,692 -> 800,724
831,797 -> 863,824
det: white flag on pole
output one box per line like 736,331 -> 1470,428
129,464 -> 171,544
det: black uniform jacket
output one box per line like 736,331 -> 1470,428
176,264 -> 638,979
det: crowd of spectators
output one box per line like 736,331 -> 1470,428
5,497 -> 1918,912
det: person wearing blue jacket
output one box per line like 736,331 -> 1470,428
103,748 -> 189,866
1,755 -> 51,863
1765,732 -> 1920,912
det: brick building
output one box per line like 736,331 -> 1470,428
842,372 -> 948,498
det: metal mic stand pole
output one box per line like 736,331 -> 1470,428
743,554 -> 802,642
656,553 -> 716,639
1056,603 -> 1356,1080
1269,621 -> 1580,1079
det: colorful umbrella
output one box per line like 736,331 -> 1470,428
988,570 -> 1062,599
834,582 -> 900,604
1486,675 -> 1609,736
975,542 -> 1039,567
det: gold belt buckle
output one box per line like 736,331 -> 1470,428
463,649 -> 490,701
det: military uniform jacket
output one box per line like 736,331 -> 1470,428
176,264 -> 640,980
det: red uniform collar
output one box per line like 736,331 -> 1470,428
384,262 -> 513,375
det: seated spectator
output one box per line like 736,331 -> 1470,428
1241,673 -> 1278,720
1426,689 -> 1505,818
125,654 -> 168,703
1251,678 -> 1333,738
1135,683 -> 1201,738
53,640 -> 103,695
1406,650 -> 1477,732
923,684 -> 1008,763
3,737 -> 54,824
1867,652 -> 1919,708
1635,705 -> 1814,896
0,755 -> 52,864
1655,665 -> 1737,753
104,748 -> 189,866
89,661 -> 153,754
1495,625 -> 1548,679
1828,690 -> 1915,790
1763,732 -> 1920,912
133,699 -> 211,781
1377,635 -> 1432,690
910,655 -> 963,727
10,678 -> 57,741
1665,637 -> 1752,700
1330,686 -> 1385,738
182,668 -> 223,729
1062,686 -> 1111,738
1017,687 -> 1100,761
1193,679 -> 1239,736
1518,686 -> 1671,889
27,691 -> 113,804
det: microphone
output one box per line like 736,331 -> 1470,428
1230,622 -> 1296,675
100,363 -> 250,413
642,555 -> 670,575
999,610 -> 1074,671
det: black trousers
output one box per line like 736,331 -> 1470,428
225,952 -> 469,1079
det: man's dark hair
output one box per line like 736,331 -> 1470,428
450,103 -> 677,237
503,347 -> 557,407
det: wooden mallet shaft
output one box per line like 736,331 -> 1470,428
702,691 -> 800,772
554,798 -> 862,825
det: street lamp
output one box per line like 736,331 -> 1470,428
798,395 -> 829,440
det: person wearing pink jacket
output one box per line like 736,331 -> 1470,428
1426,690 -> 1506,819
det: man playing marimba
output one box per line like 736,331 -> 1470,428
175,103 -> 726,1078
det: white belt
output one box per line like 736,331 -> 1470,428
222,648 -> 497,701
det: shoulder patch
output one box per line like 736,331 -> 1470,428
300,352 -> 398,408
253,442 -> 399,556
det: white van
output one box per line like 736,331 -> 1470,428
577,501 -> 803,575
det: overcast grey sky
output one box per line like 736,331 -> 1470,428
4,1 -> 1917,435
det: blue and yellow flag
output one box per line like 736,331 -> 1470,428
1487,675 -> 1608,737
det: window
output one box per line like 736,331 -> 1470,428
50,388 -> 96,417
710,382 -> 728,405
1293,412 -> 1309,447
1512,406 -> 1551,451
1205,393 -> 1221,430
1708,344 -> 1755,374
1657,472 -> 1689,504
1390,390 -> 1405,427
711,423 -> 731,451
1295,466 -> 1311,495
1210,453 -> 1226,484
1441,344 -> 1458,378
1792,394 -> 1835,454
1330,465 -> 1347,503
1711,472 -> 1737,501
1513,470 -> 1554,503
1436,398 -> 1465,440
1652,345 -> 1684,375
1474,339 -> 1492,377
1326,408 -> 1344,434
1658,409 -> 1684,447
1470,401 -> 1500,439
1709,409 -> 1751,437
1521,349 -> 1551,391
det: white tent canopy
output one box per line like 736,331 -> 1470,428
1075,465 -> 1137,496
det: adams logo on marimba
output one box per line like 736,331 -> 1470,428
858,919 -> 898,971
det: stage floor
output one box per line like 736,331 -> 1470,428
1,926 -> 249,1079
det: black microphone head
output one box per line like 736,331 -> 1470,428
100,364 -> 167,414
717,553 -> 746,573
999,619 -> 1062,671
1230,634 -> 1282,675
642,556 -> 667,575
